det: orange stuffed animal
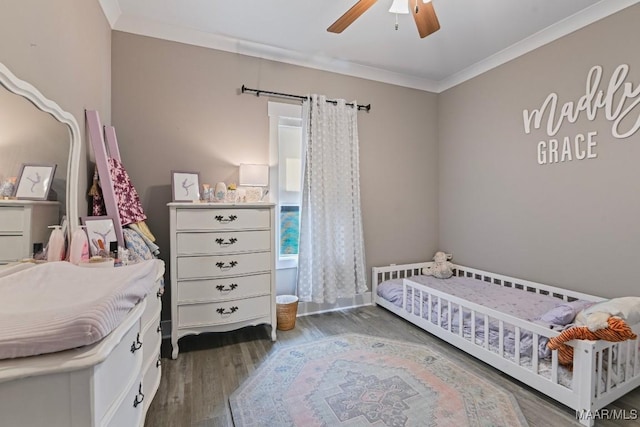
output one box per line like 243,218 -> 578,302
547,317 -> 637,367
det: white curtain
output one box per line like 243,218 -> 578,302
296,94 -> 367,304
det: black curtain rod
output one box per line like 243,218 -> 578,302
241,85 -> 371,112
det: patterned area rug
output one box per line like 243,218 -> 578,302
229,334 -> 529,426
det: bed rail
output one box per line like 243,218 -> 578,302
451,264 -> 605,304
372,262 -> 432,305
400,278 -> 571,386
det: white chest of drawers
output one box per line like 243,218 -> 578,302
0,200 -> 59,264
168,202 -> 276,359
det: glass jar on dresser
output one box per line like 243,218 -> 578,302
168,202 -> 277,359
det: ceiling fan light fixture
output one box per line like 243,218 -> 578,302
389,0 -> 409,14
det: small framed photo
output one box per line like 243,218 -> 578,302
172,171 -> 200,202
82,216 -> 117,256
13,163 -> 57,200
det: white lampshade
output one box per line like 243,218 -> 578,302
389,0 -> 409,14
239,164 -> 269,187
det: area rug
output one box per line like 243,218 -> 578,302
229,334 -> 529,426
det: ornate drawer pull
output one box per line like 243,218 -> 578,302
216,306 -> 239,316
214,214 -> 238,224
216,261 -> 238,271
133,383 -> 145,408
156,355 -> 162,368
130,333 -> 143,353
215,237 -> 238,247
216,283 -> 238,292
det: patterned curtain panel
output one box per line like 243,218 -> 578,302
296,94 -> 367,304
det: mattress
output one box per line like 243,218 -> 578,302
0,259 -> 164,359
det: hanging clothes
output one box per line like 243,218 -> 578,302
90,158 -> 146,226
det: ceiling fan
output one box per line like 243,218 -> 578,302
327,0 -> 440,38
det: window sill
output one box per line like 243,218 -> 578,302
277,257 -> 298,270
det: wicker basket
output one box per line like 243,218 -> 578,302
276,295 -> 299,331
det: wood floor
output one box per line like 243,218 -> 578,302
145,306 -> 640,427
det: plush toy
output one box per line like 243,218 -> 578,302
547,317 -> 637,367
422,251 -> 454,279
547,297 -> 640,367
574,297 -> 640,332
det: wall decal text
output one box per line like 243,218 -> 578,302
523,64 -> 639,165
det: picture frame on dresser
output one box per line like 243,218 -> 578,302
171,171 -> 200,202
13,163 -> 56,200
82,215 -> 116,256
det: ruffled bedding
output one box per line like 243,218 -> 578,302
0,260 -> 164,359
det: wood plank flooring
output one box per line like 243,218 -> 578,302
145,306 -> 640,427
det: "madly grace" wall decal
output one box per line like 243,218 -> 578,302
522,64 -> 639,165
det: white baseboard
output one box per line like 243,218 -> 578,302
296,292 -> 372,317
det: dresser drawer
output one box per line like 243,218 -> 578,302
0,207 -> 24,233
177,273 -> 271,302
141,283 -> 163,331
0,235 -> 24,261
177,252 -> 271,279
142,313 -> 162,364
176,230 -> 270,255
178,295 -> 271,327
176,208 -> 270,231
142,351 -> 162,413
94,320 -> 143,422
103,377 -> 144,427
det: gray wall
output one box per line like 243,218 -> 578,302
111,31 -> 440,311
438,4 -> 640,297
0,0 -> 112,216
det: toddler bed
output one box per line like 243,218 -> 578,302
372,262 -> 640,426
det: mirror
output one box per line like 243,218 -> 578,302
0,87 -> 68,216
0,62 -> 81,236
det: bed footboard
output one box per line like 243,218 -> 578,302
372,262 -> 432,306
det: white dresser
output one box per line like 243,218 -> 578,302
0,277 -> 163,426
0,200 -> 59,264
168,202 -> 276,359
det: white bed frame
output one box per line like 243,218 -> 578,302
372,262 -> 640,426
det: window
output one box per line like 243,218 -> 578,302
268,102 -> 303,269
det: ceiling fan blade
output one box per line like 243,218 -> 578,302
412,1 -> 440,38
327,0 -> 377,33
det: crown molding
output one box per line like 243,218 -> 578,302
98,0 -> 122,28
111,14 -> 441,93
436,0 -> 640,92
100,0 -> 638,94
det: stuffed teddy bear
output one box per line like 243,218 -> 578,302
422,251 -> 454,279
574,296 -> 640,332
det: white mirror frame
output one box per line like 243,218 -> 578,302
0,62 -> 81,236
